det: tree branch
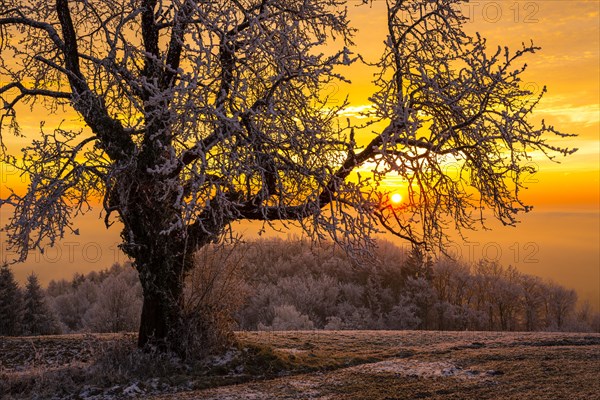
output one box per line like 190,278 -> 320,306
55,0 -> 134,161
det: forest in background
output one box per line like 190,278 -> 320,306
1,238 -> 598,336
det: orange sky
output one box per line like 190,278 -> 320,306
1,1 -> 599,308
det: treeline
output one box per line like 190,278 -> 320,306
0,238 -> 598,336
227,239 -> 599,332
0,263 -> 142,336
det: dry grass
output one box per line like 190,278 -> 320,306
1,331 -> 599,399
160,331 -> 600,400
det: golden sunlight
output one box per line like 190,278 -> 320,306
391,193 -> 402,204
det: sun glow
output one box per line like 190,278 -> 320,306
391,193 -> 402,204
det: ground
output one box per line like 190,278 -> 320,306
1,331 -> 599,399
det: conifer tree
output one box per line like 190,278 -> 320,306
22,273 -> 58,335
0,263 -> 23,336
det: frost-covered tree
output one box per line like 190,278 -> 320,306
46,278 -> 72,298
403,276 -> 437,329
45,264 -> 143,332
388,298 -> 421,330
50,279 -> 98,332
83,270 -> 142,333
518,274 -> 544,331
21,273 -> 59,335
544,283 -> 578,331
0,0 -> 574,352
268,304 -> 315,331
0,263 -> 23,336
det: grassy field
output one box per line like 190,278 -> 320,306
1,331 -> 599,399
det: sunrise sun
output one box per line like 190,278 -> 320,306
391,193 -> 402,204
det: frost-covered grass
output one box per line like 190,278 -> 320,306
0,332 -> 336,399
1,331 -> 599,399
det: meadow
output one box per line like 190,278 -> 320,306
2,330 -> 599,399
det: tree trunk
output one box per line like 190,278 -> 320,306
128,232 -> 219,356
116,169 -> 222,355
137,266 -> 185,352
134,245 -> 228,357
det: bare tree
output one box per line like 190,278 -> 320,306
544,283 -> 578,331
83,270 -> 142,333
517,274 -> 543,331
0,0 -> 574,352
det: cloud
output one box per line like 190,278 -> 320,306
537,103 -> 600,127
336,105 -> 374,119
